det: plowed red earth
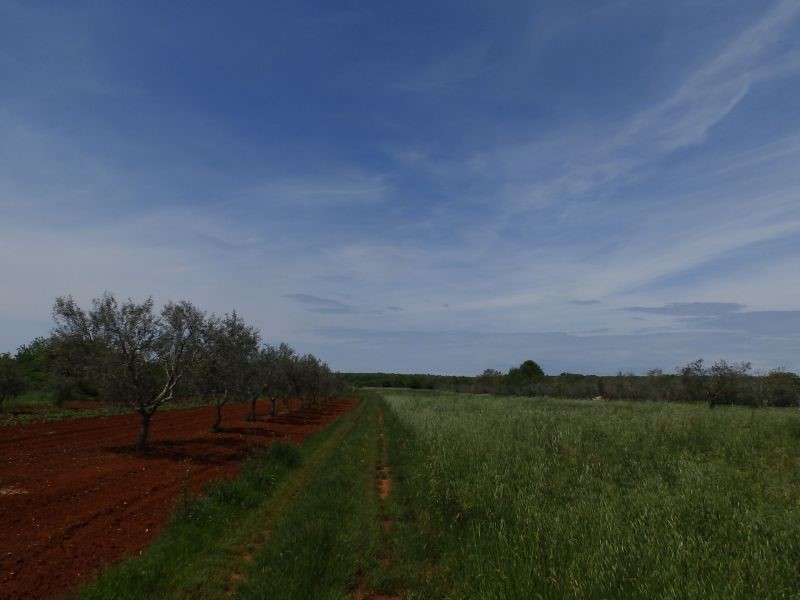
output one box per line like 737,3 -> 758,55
0,398 -> 357,599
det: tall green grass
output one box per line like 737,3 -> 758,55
382,390 -> 800,599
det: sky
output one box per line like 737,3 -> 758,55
1,0 -> 799,375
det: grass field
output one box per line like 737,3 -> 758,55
381,390 -> 800,599
71,390 -> 800,599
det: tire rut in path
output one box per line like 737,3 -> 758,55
354,411 -> 401,600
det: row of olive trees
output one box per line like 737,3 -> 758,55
50,293 -> 345,449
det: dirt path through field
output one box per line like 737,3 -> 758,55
0,399 -> 357,600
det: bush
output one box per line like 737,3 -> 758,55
0,354 -> 25,406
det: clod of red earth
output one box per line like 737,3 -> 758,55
377,467 -> 392,501
0,398 -> 357,600
353,577 -> 403,600
226,550 -> 256,596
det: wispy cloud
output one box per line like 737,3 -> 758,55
284,294 -> 361,315
623,0 -> 800,152
702,310 -> 800,337
392,42 -> 491,93
622,302 -> 746,317
242,172 -> 389,207
618,302 -> 800,341
490,1 -> 800,215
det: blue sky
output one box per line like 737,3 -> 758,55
1,0 -> 799,375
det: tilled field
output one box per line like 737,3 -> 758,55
0,399 -> 357,599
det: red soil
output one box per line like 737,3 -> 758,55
0,398 -> 357,599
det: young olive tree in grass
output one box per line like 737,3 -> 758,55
761,369 -> 800,407
202,312 -> 262,432
678,359 -> 753,407
708,360 -> 752,408
678,359 -> 709,404
477,368 -> 504,393
52,293 -> 207,450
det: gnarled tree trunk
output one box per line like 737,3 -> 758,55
136,411 -> 153,451
247,392 -> 260,421
211,397 -> 225,432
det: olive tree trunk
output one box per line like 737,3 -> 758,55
211,397 -> 225,432
136,411 -> 153,451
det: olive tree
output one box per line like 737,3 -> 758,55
256,343 -> 296,419
243,347 -> 268,421
761,369 -> 800,407
477,368 -> 504,392
678,359 -> 708,404
293,354 -> 341,409
708,360 -> 752,407
293,354 -> 326,409
52,293 -> 207,449
321,368 -> 346,404
201,311 -> 261,431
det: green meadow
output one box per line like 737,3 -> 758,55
381,390 -> 800,599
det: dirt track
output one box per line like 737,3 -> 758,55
0,399 -> 357,599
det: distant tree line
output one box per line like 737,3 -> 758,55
343,372 -> 477,391
0,293 -> 346,448
344,358 -> 800,408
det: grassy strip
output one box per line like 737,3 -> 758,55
236,392 -> 382,600
74,402 -> 361,600
379,389 -> 800,599
0,404 -> 130,427
2,390 -> 57,409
